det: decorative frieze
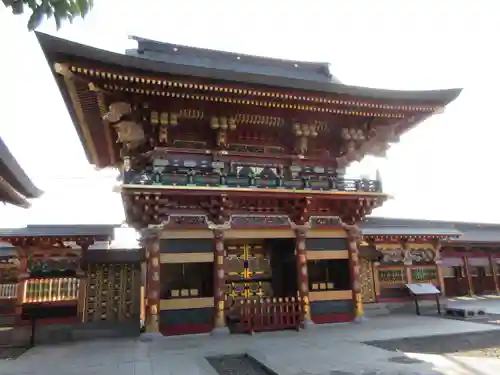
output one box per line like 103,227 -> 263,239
71,65 -> 439,113
230,215 -> 291,229
122,167 -> 383,193
308,216 -> 342,228
163,214 -> 209,229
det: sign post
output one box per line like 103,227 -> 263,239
405,283 -> 441,316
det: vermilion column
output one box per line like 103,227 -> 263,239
211,224 -> 229,334
144,236 -> 161,335
343,224 -> 364,322
294,225 -> 312,327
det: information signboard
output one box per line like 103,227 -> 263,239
405,283 -> 442,316
405,283 -> 441,296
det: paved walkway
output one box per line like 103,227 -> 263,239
2,315 -> 500,375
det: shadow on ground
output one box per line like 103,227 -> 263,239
365,330 -> 500,357
0,346 -> 30,360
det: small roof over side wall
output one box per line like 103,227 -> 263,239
361,217 -> 500,244
447,222 -> 500,244
360,217 -> 462,238
0,224 -> 120,244
0,136 -> 42,207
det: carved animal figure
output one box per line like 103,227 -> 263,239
113,120 -> 145,150
103,102 -> 132,123
103,102 -> 145,150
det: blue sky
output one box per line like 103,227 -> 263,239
0,0 -> 498,229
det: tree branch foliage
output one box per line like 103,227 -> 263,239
2,0 -> 94,31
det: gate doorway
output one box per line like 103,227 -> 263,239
224,239 -> 300,333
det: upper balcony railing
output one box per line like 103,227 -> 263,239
122,169 -> 383,193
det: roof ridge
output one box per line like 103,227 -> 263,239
128,35 -> 333,68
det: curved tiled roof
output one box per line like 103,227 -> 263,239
35,32 -> 462,103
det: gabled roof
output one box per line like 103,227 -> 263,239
0,136 -> 42,207
35,32 -> 462,104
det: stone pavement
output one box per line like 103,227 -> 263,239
2,315 -> 500,375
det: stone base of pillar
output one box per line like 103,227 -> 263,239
139,332 -> 163,342
211,326 -> 230,336
354,315 -> 367,323
301,319 -> 315,329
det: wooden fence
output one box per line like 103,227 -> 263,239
23,278 -> 79,303
0,284 -> 17,299
231,297 -> 302,334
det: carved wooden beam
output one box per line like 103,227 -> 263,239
336,119 -> 411,168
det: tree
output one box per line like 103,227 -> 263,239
2,0 -> 93,31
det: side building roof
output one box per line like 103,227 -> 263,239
0,224 -> 119,242
0,136 -> 43,207
361,217 -> 500,244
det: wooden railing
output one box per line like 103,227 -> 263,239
23,278 -> 79,303
231,297 -> 302,334
124,170 -> 383,193
0,283 -> 17,299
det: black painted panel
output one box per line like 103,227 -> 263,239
86,249 -> 145,263
306,238 -> 348,251
160,239 -> 213,253
159,307 -> 213,326
310,299 -> 353,315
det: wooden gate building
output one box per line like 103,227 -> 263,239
359,218 -> 500,302
0,225 -> 144,344
36,32 -> 462,336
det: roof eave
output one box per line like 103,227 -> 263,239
0,137 -> 43,199
0,178 -> 31,208
35,35 -> 97,167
